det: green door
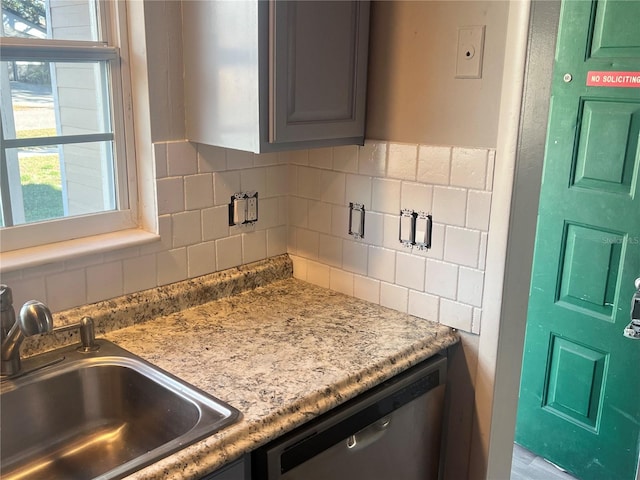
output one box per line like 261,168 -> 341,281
516,1 -> 640,479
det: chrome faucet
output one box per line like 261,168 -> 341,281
1,285 -> 54,377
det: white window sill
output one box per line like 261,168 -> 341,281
0,229 -> 160,273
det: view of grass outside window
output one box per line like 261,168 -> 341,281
1,0 -> 123,234
8,75 -> 63,224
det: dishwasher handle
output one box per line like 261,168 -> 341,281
346,415 -> 392,451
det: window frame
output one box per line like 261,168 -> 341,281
0,0 -> 139,253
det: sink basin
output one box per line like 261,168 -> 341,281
0,340 -> 240,479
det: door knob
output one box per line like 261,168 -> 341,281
623,278 -> 640,339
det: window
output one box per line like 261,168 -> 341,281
0,0 -> 136,252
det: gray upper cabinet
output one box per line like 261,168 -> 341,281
183,0 -> 370,153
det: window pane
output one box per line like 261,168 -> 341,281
1,60 -> 112,140
1,0 -> 100,42
2,141 -> 116,226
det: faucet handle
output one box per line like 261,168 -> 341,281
0,285 -> 13,310
0,285 -> 16,340
19,301 -> 54,336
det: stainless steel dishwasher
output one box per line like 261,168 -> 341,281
252,354 -> 447,480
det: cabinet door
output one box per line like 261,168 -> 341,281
269,1 -> 370,144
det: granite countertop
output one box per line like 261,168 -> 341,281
21,255 -> 459,479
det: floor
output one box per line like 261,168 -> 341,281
511,444 -> 580,480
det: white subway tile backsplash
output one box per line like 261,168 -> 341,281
240,167 -> 267,194
321,170 -> 346,205
202,206 -> 229,241
9,276 -> 46,312
333,146 -> 359,173
87,262 -> 123,303
213,171 -> 241,206
372,178 -> 401,214
387,143 -> 417,181
432,186 -> 467,227
140,214 -> 172,255
450,148 -> 487,190
226,149 -> 254,169
184,174 -> 214,210
440,299 -> 473,331
444,226 -> 480,268
123,254 -> 157,294
380,282 -> 408,313
382,214 -> 401,251
256,197 -> 279,230
408,290 -> 439,321
330,268 -> 354,296
319,234 -> 343,268
354,275 -> 380,303
266,165 -> 290,198
215,236 -> 242,271
253,152 -> 279,167
307,260 -> 330,288
308,148 -> 333,169
157,177 -> 185,215
172,211 -> 202,247
242,230 -> 267,264
297,229 -> 320,260
156,248 -> 188,286
466,190 -> 492,231
342,240 -> 368,276
396,252 -> 425,291
424,222 -> 445,260
362,211 -> 384,246
154,143 -> 168,179
267,226 -> 287,257
287,226 -> 298,256
478,232 -> 488,270
297,166 -> 323,200
167,141 -> 198,176
368,246 -> 396,283
457,267 -> 484,307
401,182 -> 433,213
417,145 -> 451,185
46,269 -> 87,312
187,241 -> 217,278
289,150 -> 309,166
346,174 -> 372,207
308,200 -> 333,234
12,138 -> 496,336
197,144 -> 226,173
425,259 -> 458,299
358,141 -> 387,177
289,197 -> 309,228
290,254 -> 308,280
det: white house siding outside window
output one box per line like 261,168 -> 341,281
0,0 -> 135,252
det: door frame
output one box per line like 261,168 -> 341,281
478,1 -> 640,479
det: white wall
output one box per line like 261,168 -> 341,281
366,1 -> 510,148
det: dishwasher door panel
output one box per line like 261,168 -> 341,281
254,355 -> 448,480
282,384 -> 445,480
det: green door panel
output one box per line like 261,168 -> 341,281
591,0 -> 640,58
516,1 -> 640,479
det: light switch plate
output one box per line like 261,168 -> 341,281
455,25 -> 485,79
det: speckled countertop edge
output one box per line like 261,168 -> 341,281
20,255 -> 459,480
21,255 -> 293,357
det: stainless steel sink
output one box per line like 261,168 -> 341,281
0,340 -> 240,480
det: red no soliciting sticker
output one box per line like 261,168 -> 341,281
587,71 -> 640,88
